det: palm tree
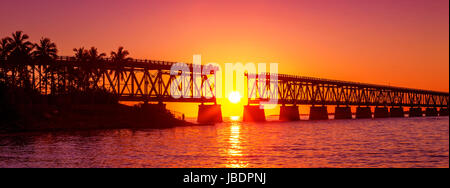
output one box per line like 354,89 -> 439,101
73,47 -> 89,62
0,37 -> 11,81
88,47 -> 106,63
110,46 -> 132,83
111,46 -> 132,62
0,37 -> 11,59
88,47 -> 106,86
71,47 -> 89,91
7,31 -> 34,61
33,38 -> 58,94
6,31 -> 34,88
33,38 -> 57,61
75,47 -> 106,90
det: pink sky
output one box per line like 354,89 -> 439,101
1,0 -> 449,92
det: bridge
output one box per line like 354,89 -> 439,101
0,56 -> 219,103
1,57 -> 448,123
246,73 -> 449,121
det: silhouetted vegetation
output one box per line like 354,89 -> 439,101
0,31 -> 119,104
0,31 -> 189,132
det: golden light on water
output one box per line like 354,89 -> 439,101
230,116 -> 240,121
228,125 -> 242,156
225,124 -> 248,168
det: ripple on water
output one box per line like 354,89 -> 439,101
0,117 -> 448,168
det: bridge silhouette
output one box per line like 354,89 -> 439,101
246,73 -> 448,121
1,56 -> 448,123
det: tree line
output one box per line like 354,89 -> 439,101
0,31 -> 132,96
0,31 -> 134,104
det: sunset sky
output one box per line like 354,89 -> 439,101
1,0 -> 449,117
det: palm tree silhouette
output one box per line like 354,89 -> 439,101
0,37 -> 11,59
6,31 -> 34,88
88,47 -> 106,88
73,47 -> 89,62
33,38 -> 57,61
110,46 -> 132,83
111,46 -> 132,62
7,31 -> 34,61
74,47 -> 106,91
33,38 -> 58,94
0,38 -> 11,81
71,47 -> 90,90
88,47 -> 106,62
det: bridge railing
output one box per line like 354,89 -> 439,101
247,73 -> 448,95
2,55 -> 220,72
0,56 -> 220,104
246,72 -> 449,107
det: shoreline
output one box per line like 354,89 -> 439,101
0,103 -> 199,134
0,83 -> 210,134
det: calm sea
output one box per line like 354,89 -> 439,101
0,117 -> 448,168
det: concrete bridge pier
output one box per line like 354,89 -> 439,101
309,106 -> 328,120
409,107 -> 423,117
243,105 -> 266,122
390,107 -> 405,118
425,108 -> 438,117
439,108 -> 449,116
374,107 -> 389,118
197,104 -> 223,124
279,105 -> 300,121
335,106 -> 352,119
356,107 -> 372,119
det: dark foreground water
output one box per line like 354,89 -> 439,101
0,117 -> 448,168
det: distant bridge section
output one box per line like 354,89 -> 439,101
247,73 -> 448,107
245,73 -> 449,121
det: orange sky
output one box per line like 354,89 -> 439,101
1,0 -> 448,117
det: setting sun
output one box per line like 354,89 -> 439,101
228,91 -> 242,104
230,116 -> 240,121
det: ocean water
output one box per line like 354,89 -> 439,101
0,117 -> 448,168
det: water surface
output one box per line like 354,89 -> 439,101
0,117 -> 448,168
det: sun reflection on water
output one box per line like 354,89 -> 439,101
225,123 -> 249,168
230,116 -> 240,121
0,118 -> 448,168
228,125 -> 242,156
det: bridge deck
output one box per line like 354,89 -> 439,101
247,73 -> 449,107
1,57 -> 448,107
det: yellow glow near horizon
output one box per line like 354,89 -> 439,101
230,116 -> 240,121
228,91 -> 242,104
